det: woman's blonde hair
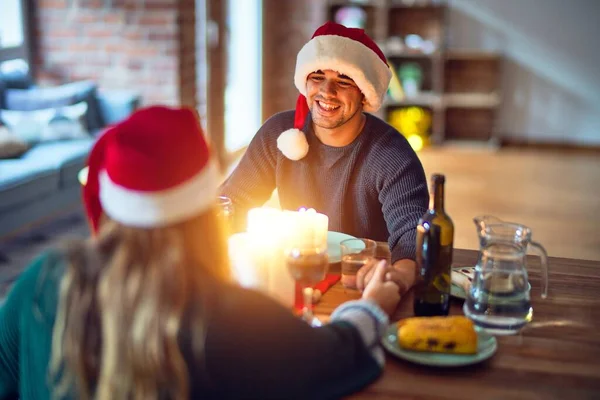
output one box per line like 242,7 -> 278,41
50,207 -> 231,400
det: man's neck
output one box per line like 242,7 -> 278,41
313,112 -> 366,147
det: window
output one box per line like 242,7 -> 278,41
0,0 -> 33,79
224,0 -> 262,153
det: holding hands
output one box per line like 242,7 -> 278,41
361,260 -> 401,317
357,258 -> 415,295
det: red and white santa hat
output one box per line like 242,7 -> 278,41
83,106 -> 219,233
277,22 -> 392,160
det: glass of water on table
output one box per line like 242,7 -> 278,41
340,238 -> 377,289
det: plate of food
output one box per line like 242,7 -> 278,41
327,231 -> 357,263
381,316 -> 498,367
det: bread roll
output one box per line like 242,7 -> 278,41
397,316 -> 478,355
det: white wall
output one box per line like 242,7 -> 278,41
448,0 -> 600,145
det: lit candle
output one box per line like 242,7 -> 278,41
228,207 -> 329,309
246,208 -> 295,307
286,208 -> 329,251
228,232 -> 262,288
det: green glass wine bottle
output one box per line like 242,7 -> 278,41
413,174 -> 454,317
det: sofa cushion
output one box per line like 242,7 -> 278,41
21,139 -> 94,188
96,90 -> 140,126
0,102 -> 91,144
0,106 -> 55,144
0,126 -> 30,159
4,81 -> 105,132
0,160 -> 59,211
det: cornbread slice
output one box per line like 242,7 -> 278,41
397,316 -> 478,355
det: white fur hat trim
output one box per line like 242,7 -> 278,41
294,35 -> 391,112
277,128 -> 309,161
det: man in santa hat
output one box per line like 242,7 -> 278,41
220,22 -> 429,295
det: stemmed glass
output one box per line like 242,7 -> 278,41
285,245 -> 329,327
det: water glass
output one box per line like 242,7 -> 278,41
340,238 -> 376,289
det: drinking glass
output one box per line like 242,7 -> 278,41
285,246 -> 329,326
216,195 -> 234,237
340,238 -> 376,289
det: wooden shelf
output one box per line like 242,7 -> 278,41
445,50 -> 501,61
389,57 -> 436,92
325,0 -> 502,144
385,50 -> 441,59
387,5 -> 445,46
443,93 -> 501,108
326,0 -> 382,7
445,108 -> 496,141
384,92 -> 442,108
444,56 -> 501,95
389,2 -> 446,10
385,92 -> 500,109
327,4 -> 378,38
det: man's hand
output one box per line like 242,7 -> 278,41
361,260 -> 401,317
356,258 -> 416,295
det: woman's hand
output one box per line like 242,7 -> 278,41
357,258 -> 416,295
361,260 -> 401,317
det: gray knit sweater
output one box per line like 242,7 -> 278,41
220,111 -> 429,263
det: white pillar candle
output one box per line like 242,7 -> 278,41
228,232 -> 262,289
229,207 -> 329,310
247,207 -> 296,308
286,208 -> 329,250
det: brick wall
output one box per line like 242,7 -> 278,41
34,0 -> 198,107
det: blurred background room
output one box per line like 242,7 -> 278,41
1,0 -> 599,300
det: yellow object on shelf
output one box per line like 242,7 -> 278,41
388,106 -> 432,152
397,316 -> 478,355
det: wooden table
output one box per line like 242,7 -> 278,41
315,248 -> 600,399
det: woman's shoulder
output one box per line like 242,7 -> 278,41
2,249 -> 65,317
204,280 -> 306,335
11,250 -> 64,293
211,280 -> 287,315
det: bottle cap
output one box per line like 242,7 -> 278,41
431,173 -> 445,184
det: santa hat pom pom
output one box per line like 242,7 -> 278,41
277,128 -> 309,160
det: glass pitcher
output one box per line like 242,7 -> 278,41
463,215 -> 549,335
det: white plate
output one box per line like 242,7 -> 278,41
327,231 -> 357,263
382,324 -> 498,367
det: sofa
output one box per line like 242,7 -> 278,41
0,77 -> 140,239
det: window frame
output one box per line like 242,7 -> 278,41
0,0 -> 35,78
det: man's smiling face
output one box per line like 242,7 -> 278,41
305,69 -> 365,131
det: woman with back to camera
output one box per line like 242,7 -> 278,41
0,106 -> 400,400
